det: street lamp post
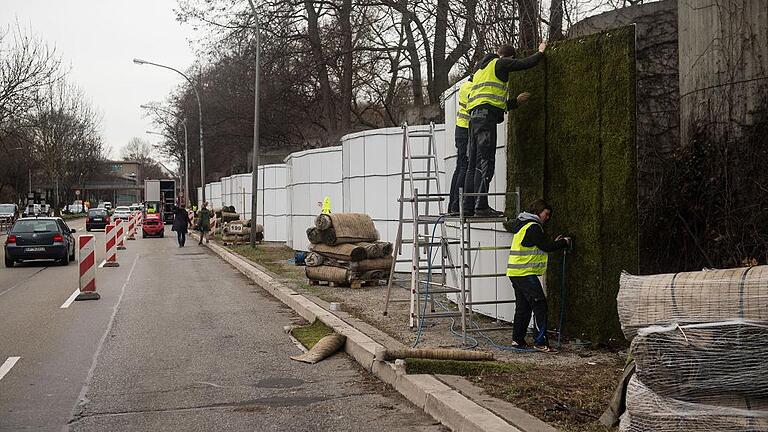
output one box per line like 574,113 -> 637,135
247,0 -> 261,248
133,58 -> 205,204
141,104 -> 189,207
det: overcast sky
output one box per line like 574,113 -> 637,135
2,0 -> 197,162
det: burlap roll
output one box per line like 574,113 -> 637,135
315,214 -> 333,230
355,242 -> 381,258
305,265 -> 350,284
305,252 -> 325,267
306,227 -> 325,244
376,241 -> 393,257
317,213 -> 378,245
617,267 -> 768,339
632,321 -> 768,400
351,256 -> 394,272
620,376 -> 768,432
309,243 -> 366,262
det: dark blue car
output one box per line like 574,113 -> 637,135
4,217 -> 76,267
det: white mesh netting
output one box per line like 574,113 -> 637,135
617,266 -> 768,340
631,321 -> 768,400
617,266 -> 768,431
619,376 -> 768,432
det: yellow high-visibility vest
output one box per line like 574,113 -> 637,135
506,221 -> 548,277
467,58 -> 508,112
456,80 -> 472,129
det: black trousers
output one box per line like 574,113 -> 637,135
448,125 -> 469,213
463,108 -> 497,211
177,231 -> 186,246
509,275 -> 549,346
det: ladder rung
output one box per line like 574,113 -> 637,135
465,300 -> 516,305
462,217 -> 508,223
463,246 -> 509,251
417,288 -> 461,294
398,197 -> 445,202
465,273 -> 507,279
408,133 -> 432,138
411,176 -> 438,182
417,240 -> 461,247
418,265 -> 463,270
418,311 -> 462,318
409,155 -> 437,159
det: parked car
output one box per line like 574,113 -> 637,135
85,208 -> 110,231
4,217 -> 76,267
112,206 -> 132,221
142,213 -> 164,238
103,202 -> 113,211
0,203 -> 19,225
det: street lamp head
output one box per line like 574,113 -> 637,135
133,58 -> 147,65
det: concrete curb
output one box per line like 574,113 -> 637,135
199,238 -> 536,432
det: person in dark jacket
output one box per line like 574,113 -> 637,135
197,202 -> 213,245
506,199 -> 570,352
463,41 -> 546,217
171,206 -> 192,247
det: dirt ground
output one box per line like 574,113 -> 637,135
224,241 -> 625,432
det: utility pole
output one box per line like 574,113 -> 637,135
247,0 -> 261,248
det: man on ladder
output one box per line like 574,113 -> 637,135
463,41 -> 547,217
507,199 -> 570,352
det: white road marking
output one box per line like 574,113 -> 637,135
60,289 -> 80,309
97,260 -> 106,268
0,356 -> 20,381
68,255 -> 138,423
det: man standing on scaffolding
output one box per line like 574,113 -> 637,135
507,199 -> 570,352
463,41 -> 546,217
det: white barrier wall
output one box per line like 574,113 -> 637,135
284,147 -> 343,251
341,124 -> 446,271
443,79 -> 517,322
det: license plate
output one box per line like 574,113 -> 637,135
93,218 -> 102,221
26,247 -> 45,252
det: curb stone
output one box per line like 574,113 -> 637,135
198,237 -> 551,432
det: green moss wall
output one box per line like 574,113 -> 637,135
504,27 -> 638,344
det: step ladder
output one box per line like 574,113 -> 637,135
383,123 -> 463,330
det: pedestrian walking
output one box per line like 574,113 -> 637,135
172,206 -> 192,247
463,41 -> 546,217
196,201 -> 213,245
506,199 -> 570,352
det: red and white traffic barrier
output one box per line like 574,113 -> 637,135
126,214 -> 136,240
76,235 -> 99,301
104,223 -> 119,267
115,219 -> 126,250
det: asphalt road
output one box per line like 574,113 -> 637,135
0,221 -> 444,431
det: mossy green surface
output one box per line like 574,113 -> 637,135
506,27 -> 638,344
291,319 -> 335,349
405,358 -> 530,376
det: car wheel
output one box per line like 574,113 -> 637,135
60,252 -> 70,266
69,246 -> 75,262
86,227 -> 91,232
4,256 -> 13,268
142,233 -> 147,238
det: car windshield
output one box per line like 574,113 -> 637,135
13,219 -> 58,233
0,204 -> 15,213
88,209 -> 107,216
115,207 -> 130,212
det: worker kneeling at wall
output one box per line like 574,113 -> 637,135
507,199 -> 571,353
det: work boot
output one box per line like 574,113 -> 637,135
473,207 -> 505,218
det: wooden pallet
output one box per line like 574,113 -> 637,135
308,279 -> 382,289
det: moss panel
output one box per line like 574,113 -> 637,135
505,60 -> 546,221
544,34 -> 605,343
505,27 -> 637,343
598,26 -> 638,343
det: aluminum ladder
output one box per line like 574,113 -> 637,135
382,123 -> 463,329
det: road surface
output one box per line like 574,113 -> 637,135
0,220 -> 444,431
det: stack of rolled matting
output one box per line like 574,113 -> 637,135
221,220 -> 264,244
616,266 -> 768,431
304,213 -> 392,287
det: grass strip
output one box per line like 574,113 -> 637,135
291,319 -> 335,349
406,358 -> 530,376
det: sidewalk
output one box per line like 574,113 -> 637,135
197,236 -> 575,432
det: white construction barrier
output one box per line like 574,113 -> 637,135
104,223 -> 119,267
75,234 -> 99,301
115,219 -> 126,250
285,146 -> 343,251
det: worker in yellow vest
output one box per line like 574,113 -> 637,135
507,199 -> 570,352
463,41 -> 547,217
447,79 -> 473,214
